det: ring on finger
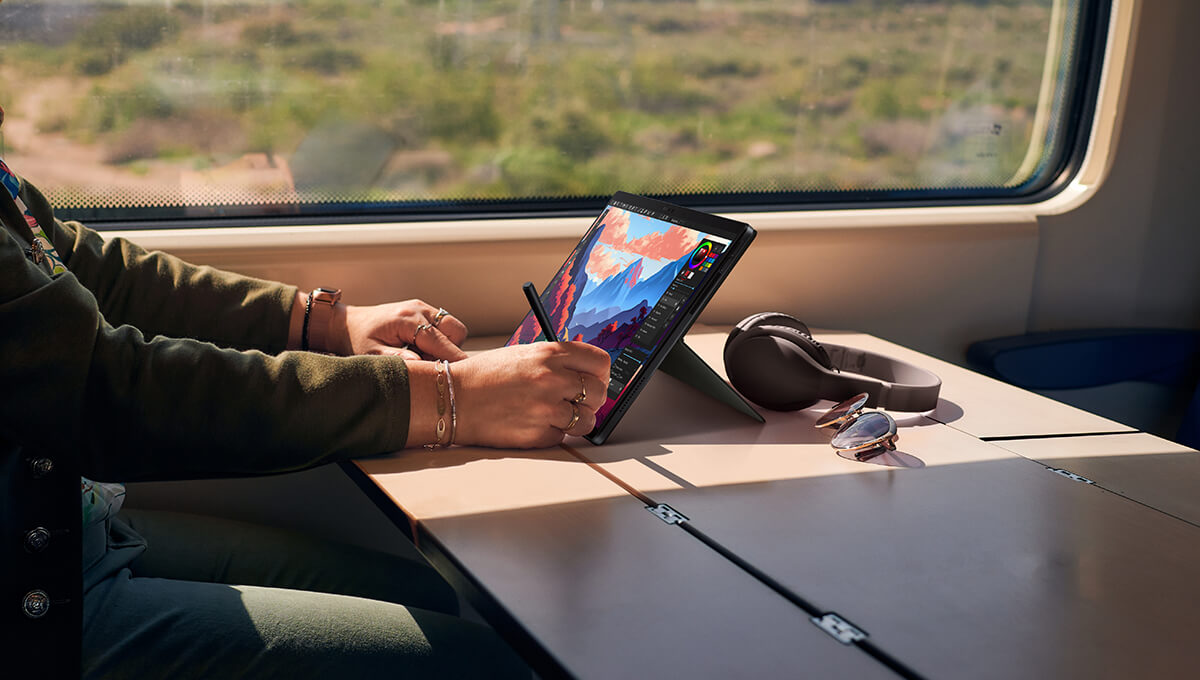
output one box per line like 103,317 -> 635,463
571,374 -> 587,405
563,402 -> 581,431
411,323 -> 434,345
432,308 -> 450,327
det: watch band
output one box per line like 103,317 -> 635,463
304,287 -> 342,353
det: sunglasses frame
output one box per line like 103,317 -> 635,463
815,393 -> 900,459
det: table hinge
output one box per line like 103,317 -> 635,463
811,613 -> 867,644
1045,466 -> 1095,485
646,503 -> 689,525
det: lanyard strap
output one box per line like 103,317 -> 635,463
0,158 -> 66,275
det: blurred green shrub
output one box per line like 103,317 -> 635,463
299,47 -> 364,75
81,7 -> 180,51
73,6 -> 180,75
241,21 -> 303,47
535,107 -> 613,162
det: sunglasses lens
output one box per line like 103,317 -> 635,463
830,411 -> 895,451
815,392 -> 870,429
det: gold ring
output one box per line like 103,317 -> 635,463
563,402 -> 580,431
571,374 -> 587,404
432,308 -> 450,327
412,323 -> 434,345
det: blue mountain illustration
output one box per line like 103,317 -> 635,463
572,303 -> 648,341
572,303 -> 627,329
577,257 -> 643,311
577,253 -> 689,314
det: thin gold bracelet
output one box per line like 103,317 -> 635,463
444,360 -> 457,446
425,360 -> 449,450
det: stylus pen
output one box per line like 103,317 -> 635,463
522,281 -> 561,342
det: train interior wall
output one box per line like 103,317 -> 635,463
123,1 -> 1200,555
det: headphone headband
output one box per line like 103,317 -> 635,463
820,343 -> 941,412
724,313 -> 942,412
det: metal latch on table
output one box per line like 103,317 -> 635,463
811,613 -> 867,644
1045,466 -> 1095,485
646,503 -> 689,525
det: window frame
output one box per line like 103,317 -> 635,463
61,0 -> 1121,243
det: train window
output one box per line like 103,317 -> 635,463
0,0 -> 1108,228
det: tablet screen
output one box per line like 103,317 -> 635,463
506,193 -> 754,443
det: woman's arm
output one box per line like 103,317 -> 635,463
1,223 -> 412,481
283,292 -> 470,359
7,180 -> 610,476
24,176 -> 479,362
23,180 -> 296,352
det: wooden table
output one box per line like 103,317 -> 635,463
350,443 -> 890,679
991,432 -> 1200,527
348,328 -> 1200,679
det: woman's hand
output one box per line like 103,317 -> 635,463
334,299 -> 468,361
407,341 -> 612,449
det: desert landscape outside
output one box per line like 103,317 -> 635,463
0,0 -> 1074,222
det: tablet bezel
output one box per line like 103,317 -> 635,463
517,191 -> 756,445
589,192 -> 754,444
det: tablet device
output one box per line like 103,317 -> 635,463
506,192 -> 756,445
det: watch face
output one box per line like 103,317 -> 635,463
313,287 -> 342,304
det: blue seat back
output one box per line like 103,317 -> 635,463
967,329 -> 1200,449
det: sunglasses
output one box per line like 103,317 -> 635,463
814,393 -> 898,460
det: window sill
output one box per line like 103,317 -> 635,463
107,201 -> 1050,253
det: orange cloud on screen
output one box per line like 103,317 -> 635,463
596,210 -> 631,247
626,225 -> 697,261
586,246 -> 627,280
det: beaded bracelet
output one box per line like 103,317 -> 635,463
300,294 -> 314,351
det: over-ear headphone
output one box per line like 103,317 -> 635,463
723,312 -> 942,412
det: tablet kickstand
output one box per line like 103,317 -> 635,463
657,341 -> 765,423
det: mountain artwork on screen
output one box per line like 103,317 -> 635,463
508,206 -> 705,360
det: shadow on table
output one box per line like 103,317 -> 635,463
367,371 -> 957,476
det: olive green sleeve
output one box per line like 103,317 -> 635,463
21,181 -> 295,353
0,224 -> 410,482
80,324 -> 412,482
2,184 -> 411,482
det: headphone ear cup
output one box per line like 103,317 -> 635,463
746,314 -> 831,369
741,312 -> 813,337
725,312 -> 816,357
787,326 -> 833,370
724,325 -> 831,411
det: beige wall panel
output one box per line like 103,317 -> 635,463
160,218 -> 1037,364
1033,0 -> 1200,332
